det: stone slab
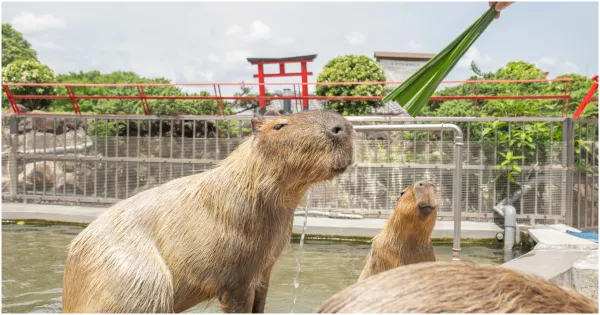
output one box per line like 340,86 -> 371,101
528,228 -> 597,247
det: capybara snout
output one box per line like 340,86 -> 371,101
253,110 -> 354,180
411,180 -> 438,215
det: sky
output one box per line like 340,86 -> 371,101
2,1 -> 599,94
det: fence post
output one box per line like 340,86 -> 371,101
452,132 -> 464,259
562,118 -> 575,226
8,115 -> 19,200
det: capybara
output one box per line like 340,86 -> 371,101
317,261 -> 599,313
358,180 -> 438,281
62,110 -> 355,313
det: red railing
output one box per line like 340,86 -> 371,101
2,78 -> 576,116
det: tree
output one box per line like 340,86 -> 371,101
2,23 -> 38,67
2,59 -> 56,110
546,73 -> 598,117
427,61 -> 556,117
316,55 -> 387,115
51,70 -> 230,115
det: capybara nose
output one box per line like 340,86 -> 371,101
328,124 -> 347,139
416,180 -> 434,188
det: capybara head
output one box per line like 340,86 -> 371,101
249,110 -> 354,183
397,180 -> 438,217
316,261 -> 599,313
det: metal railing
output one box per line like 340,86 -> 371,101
2,78 -> 576,116
354,123 -> 463,255
2,114 -> 598,231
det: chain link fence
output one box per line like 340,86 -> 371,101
2,114 -> 597,231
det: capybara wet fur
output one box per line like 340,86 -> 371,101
62,110 -> 355,313
358,180 -> 438,281
317,261 -> 599,313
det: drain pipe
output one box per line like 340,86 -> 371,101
493,205 -> 519,251
493,164 -> 545,250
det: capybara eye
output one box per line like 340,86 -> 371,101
274,124 -> 287,130
399,191 -> 405,197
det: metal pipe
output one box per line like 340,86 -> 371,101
8,116 -> 19,200
499,205 -> 517,251
354,124 -> 463,138
283,89 -> 292,114
354,123 -> 464,257
293,210 -> 363,220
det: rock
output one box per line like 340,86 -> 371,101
30,111 -> 66,134
17,163 -> 54,189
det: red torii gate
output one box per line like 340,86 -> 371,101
247,55 -> 317,114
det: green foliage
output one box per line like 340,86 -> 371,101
424,61 -> 598,185
2,59 -> 56,110
494,151 -> 525,183
428,100 -> 476,117
2,23 -> 38,67
50,70 -> 229,116
316,55 -> 387,115
428,62 -> 598,118
546,73 -> 598,117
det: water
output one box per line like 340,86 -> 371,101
3,222 -> 517,314
291,190 -> 311,312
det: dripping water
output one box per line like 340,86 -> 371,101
291,189 -> 311,312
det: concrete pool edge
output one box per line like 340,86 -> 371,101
2,202 -> 504,240
501,228 -> 598,301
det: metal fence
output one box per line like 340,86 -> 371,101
2,113 -> 598,231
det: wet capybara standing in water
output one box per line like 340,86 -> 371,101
358,180 -> 438,281
317,261 -> 599,313
62,110 -> 355,313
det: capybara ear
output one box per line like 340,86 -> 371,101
251,115 -> 266,135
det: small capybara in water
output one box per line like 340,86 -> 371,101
358,180 -> 438,281
317,261 -> 599,313
62,110 -> 355,313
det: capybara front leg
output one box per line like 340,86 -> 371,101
252,265 -> 274,313
219,287 -> 255,313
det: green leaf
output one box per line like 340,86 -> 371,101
512,164 -> 522,172
383,3 -> 498,116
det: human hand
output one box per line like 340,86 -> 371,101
489,2 -> 514,19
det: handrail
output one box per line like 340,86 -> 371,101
1,78 -> 574,87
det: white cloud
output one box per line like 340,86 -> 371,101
458,47 -> 492,68
11,12 -> 66,33
275,37 -> 296,46
408,40 -> 422,50
225,20 -> 270,41
535,56 -> 581,75
346,32 -> 366,45
224,51 -> 251,65
199,71 -> 214,81
30,39 -> 64,51
208,53 -> 221,63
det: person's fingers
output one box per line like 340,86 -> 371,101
489,2 -> 514,19
495,2 -> 514,12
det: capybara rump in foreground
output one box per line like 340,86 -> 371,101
62,110 -> 355,313
317,261 -> 599,313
